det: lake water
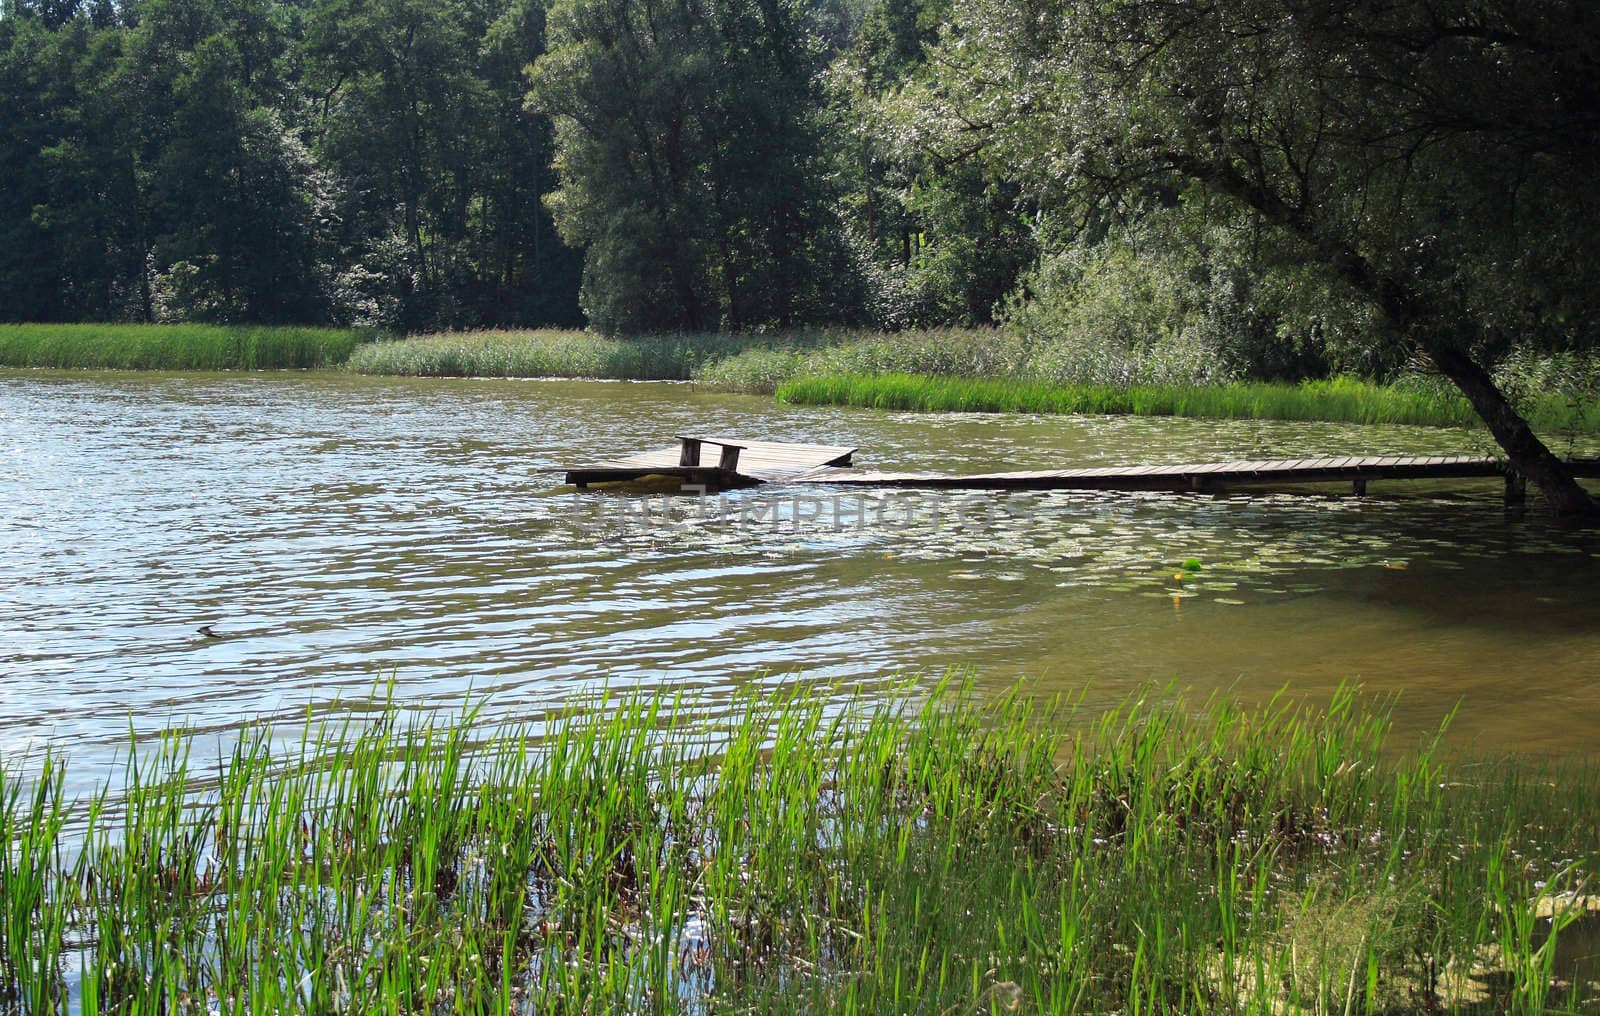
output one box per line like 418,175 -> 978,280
3,370 -> 1599,788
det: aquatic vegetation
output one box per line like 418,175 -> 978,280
0,324 -> 367,370
776,372 -> 1600,433
346,328 -> 840,380
693,327 -> 1026,391
10,322 -> 1596,440
346,326 -> 1006,383
1,682 -> 1596,1014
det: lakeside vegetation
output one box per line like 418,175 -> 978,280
2,682 -> 1597,1014
777,373 -> 1484,426
8,323 -> 1600,435
776,373 -> 1600,434
343,328 -> 819,380
0,324 -> 366,371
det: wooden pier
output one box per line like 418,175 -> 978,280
566,436 -> 856,488
565,437 -> 1600,503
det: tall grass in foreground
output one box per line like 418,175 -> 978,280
778,371 -> 1600,433
0,324 -> 366,370
3,682 -> 1598,1014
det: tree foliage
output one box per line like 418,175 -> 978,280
903,0 -> 1600,512
529,0 -> 862,332
0,0 -> 582,330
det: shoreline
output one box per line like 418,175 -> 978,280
4,323 -> 1598,434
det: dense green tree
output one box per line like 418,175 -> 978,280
132,23 -> 329,322
1,13 -> 77,321
1005,188 -> 1384,384
1,12 -> 142,320
464,0 -> 584,326
0,0 -> 582,329
304,0 -> 581,329
908,0 -> 1600,515
825,0 -> 1034,327
530,0 -> 853,333
306,0 -> 480,329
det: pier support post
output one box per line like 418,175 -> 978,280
1504,469 -> 1527,506
1352,477 -> 1367,496
678,437 -> 702,467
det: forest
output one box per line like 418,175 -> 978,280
1,0 -> 1008,336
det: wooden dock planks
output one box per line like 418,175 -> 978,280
567,437 -> 1600,501
793,457 -> 1516,496
796,455 -> 1600,494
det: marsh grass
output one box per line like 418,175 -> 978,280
777,372 -> 1600,433
0,324 -> 366,371
691,328 -> 1024,391
19,321 -> 1596,437
2,681 -> 1598,1014
346,329 -> 844,380
344,327 -> 1010,383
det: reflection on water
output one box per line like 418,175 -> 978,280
2,369 -> 1598,789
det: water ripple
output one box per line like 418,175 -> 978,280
3,370 -> 1599,793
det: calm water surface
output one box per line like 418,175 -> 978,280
3,370 -> 1599,786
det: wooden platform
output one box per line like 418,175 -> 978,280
794,455 -> 1523,491
566,437 -> 856,488
566,438 -> 1600,502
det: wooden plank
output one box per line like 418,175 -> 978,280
568,444 -> 1561,494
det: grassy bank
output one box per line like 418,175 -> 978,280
777,372 -> 1600,432
8,323 -> 1599,435
0,323 -> 366,370
3,682 -> 1597,1014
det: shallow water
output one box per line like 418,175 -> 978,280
3,369 -> 1598,787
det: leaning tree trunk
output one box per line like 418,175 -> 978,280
1165,155 -> 1598,519
1423,339 -> 1596,518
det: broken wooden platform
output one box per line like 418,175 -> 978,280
566,436 -> 856,488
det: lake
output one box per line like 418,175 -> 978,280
3,369 -> 1598,790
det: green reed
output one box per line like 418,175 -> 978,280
345,329 -> 830,380
0,756 -> 72,1016
344,326 -> 1006,384
2,681 -> 1598,1014
777,371 -> 1600,433
0,324 -> 367,371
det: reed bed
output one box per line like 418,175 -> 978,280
346,330 -> 840,380
345,326 -> 1010,383
2,682 -> 1598,1014
690,328 -> 1023,391
777,372 -> 1600,433
12,322 -> 1597,438
0,324 -> 366,371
